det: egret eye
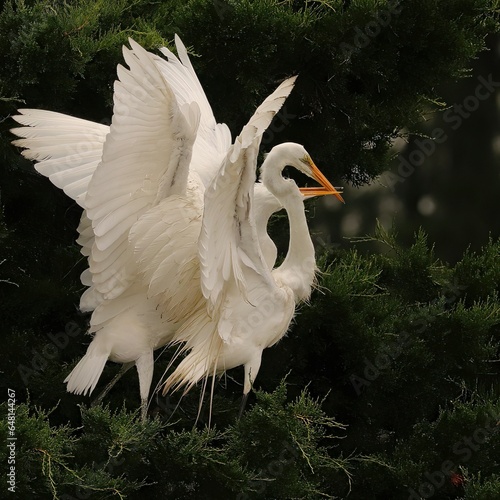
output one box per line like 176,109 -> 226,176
298,155 -> 315,177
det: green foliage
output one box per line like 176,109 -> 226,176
0,401 -> 155,498
227,381 -> 354,499
391,400 -> 500,498
0,0 -> 169,116
169,0 -> 498,185
3,231 -> 499,498
453,238 -> 500,304
465,473 -> 500,499
0,386 -> 358,499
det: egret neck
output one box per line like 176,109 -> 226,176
260,147 -> 316,303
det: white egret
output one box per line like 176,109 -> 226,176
146,142 -> 343,413
11,36 -> 343,419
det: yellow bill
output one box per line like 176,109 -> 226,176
300,160 -> 345,203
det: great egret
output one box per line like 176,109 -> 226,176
11,36 -> 343,419
147,143 -> 343,413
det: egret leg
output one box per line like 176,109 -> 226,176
239,392 -> 249,418
135,351 -> 154,422
239,355 -> 261,418
92,362 -> 134,407
140,398 -> 148,422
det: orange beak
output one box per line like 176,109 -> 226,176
299,160 -> 345,203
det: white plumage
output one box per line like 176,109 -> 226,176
11,35 -> 344,420
157,143 -> 344,409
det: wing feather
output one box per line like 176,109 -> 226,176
129,188 -> 204,322
84,38 -> 200,299
11,109 -> 108,208
10,39 -> 208,312
155,35 -> 232,186
199,76 -> 297,311
11,111 -> 110,310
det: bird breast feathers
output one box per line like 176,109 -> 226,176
216,279 -> 295,347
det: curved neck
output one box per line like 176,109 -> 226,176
280,195 -> 316,294
254,202 -> 279,270
261,151 -> 316,302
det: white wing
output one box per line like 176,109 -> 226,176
84,38 -> 200,300
10,34 -> 224,202
11,110 -> 109,310
154,35 -> 232,186
11,109 -> 108,207
199,76 -> 297,311
10,38 -> 216,309
129,177 -> 205,323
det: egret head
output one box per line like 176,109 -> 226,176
263,143 -> 344,203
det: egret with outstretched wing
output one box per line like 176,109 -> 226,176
127,86 -> 345,410
158,139 -> 343,411
11,37 -> 329,419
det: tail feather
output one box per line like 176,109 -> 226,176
64,350 -> 109,396
163,351 -> 209,395
162,314 -> 223,396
